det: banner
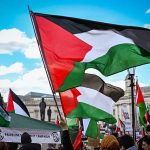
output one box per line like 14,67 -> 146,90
0,127 -> 61,144
121,106 -> 132,132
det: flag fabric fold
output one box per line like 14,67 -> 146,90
83,119 -> 98,139
136,81 -> 147,127
59,74 -> 124,124
32,12 -> 150,92
6,89 -> 30,117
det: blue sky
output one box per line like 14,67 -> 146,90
0,0 -> 150,100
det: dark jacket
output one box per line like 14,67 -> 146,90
61,130 -> 74,150
19,143 -> 41,150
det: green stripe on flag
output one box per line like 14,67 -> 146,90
58,43 -> 150,91
86,120 -> 98,139
67,102 -> 116,124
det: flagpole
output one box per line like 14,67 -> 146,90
128,69 -> 136,141
28,6 -> 62,118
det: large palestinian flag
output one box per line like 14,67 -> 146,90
59,74 -> 124,124
31,12 -> 150,91
6,89 -> 30,117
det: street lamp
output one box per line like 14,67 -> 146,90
127,68 -> 136,141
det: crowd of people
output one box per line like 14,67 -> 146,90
0,118 -> 150,150
59,118 -> 150,150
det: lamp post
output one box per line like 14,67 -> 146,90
128,68 -> 136,141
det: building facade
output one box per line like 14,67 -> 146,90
113,74 -> 150,129
22,92 -> 64,122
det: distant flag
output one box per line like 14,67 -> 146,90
6,89 -> 30,117
0,106 -> 11,127
142,128 -> 145,137
115,120 -> 120,133
31,11 -> 150,92
119,118 -> 125,133
115,125 -> 120,133
59,74 -> 124,124
136,81 -> 147,127
145,111 -> 150,126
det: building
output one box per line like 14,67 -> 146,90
113,74 -> 150,129
22,92 -> 64,122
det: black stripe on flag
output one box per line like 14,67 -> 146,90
34,12 -> 150,53
82,74 -> 124,102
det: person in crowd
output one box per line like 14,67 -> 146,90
19,132 -> 41,150
59,117 -> 74,150
119,134 -> 137,150
0,142 -> 8,150
100,135 -> 120,150
138,125 -> 150,150
142,136 -> 150,150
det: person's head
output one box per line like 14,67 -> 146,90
21,132 -> 32,144
146,125 -> 150,136
100,135 -> 119,150
142,136 -> 150,150
42,98 -> 44,102
118,134 -> 134,150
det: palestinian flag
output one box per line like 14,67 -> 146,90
0,106 -> 11,127
145,111 -> 150,126
136,81 -> 147,127
31,11 -> 150,92
6,89 -> 30,117
59,74 -> 124,124
115,125 -> 120,133
119,118 -> 125,132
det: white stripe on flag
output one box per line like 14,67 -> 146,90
77,87 -> 114,115
75,30 -> 134,62
14,102 -> 29,117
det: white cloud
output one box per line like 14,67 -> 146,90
0,62 -> 24,75
144,24 -> 150,29
0,28 -> 40,58
0,67 -> 51,101
146,9 -> 150,14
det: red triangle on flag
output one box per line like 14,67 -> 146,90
136,81 -> 145,105
6,89 -> 15,113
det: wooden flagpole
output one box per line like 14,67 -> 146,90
28,6 -> 61,118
